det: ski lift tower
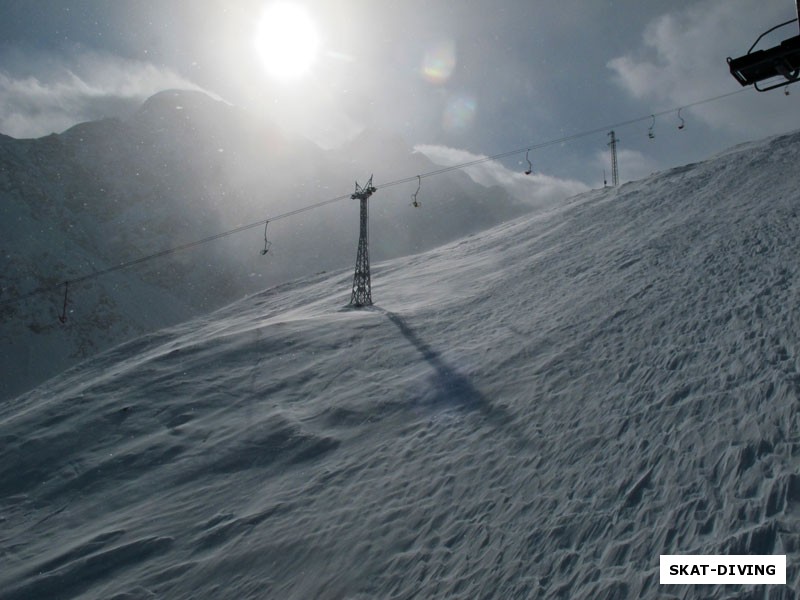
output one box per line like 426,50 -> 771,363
349,175 -> 376,307
607,130 -> 619,187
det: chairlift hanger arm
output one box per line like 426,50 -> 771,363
260,220 -> 272,255
747,17 -> 798,55
411,175 -> 421,207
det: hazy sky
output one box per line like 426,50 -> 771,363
1,0 -> 799,187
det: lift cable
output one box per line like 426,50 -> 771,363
374,88 -> 747,192
0,87 -> 750,310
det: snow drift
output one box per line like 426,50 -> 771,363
1,130 -> 799,598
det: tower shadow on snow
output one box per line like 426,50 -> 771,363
380,309 -> 532,450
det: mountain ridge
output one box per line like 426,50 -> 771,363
0,89 -> 529,400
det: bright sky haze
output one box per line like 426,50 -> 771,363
1,0 -> 799,187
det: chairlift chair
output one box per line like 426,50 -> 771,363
411,175 -> 422,207
727,1 -> 800,92
260,221 -> 272,255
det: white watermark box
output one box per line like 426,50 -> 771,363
660,555 -> 786,585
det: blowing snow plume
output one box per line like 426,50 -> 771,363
0,91 -> 528,402
1,130 -> 800,598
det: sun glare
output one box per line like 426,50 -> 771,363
255,3 -> 320,82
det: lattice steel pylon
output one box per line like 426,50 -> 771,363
349,175 -> 377,307
607,130 -> 619,187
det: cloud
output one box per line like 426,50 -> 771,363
415,144 -> 590,206
590,147 -> 660,186
607,0 -> 800,136
0,49 -> 207,138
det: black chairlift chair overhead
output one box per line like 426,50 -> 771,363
727,1 -> 800,92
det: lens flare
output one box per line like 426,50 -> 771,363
443,94 -> 476,132
421,41 -> 456,84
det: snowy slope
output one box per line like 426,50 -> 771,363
0,90 -> 528,402
1,130 -> 799,599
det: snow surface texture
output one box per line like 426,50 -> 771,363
0,90 -> 529,402
2,130 -> 800,598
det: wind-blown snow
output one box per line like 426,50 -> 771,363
1,131 -> 799,598
0,90 -> 530,402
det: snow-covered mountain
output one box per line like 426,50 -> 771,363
1,129 -> 798,598
0,90 -> 528,401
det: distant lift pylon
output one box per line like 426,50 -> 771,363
727,0 -> 800,91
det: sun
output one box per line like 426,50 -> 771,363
254,3 -> 320,82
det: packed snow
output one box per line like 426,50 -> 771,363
1,130 -> 799,598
